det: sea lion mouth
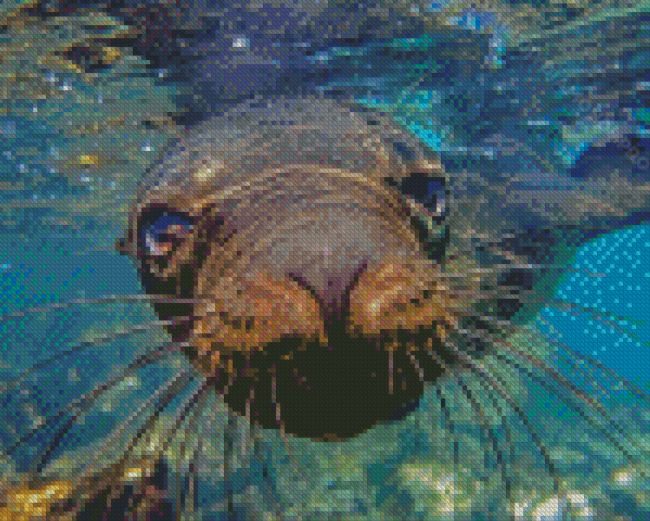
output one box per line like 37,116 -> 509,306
184,269 -> 456,442
135,253 -> 462,441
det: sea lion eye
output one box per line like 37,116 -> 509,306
391,173 -> 448,261
139,210 -> 194,258
399,173 -> 446,221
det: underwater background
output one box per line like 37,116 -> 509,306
0,0 -> 648,518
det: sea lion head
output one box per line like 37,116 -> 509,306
115,95 -> 487,441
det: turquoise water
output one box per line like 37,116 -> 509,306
541,225 -> 650,387
1,217 -> 647,387
0,2 -> 648,517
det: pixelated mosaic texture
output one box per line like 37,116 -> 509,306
0,0 -> 648,519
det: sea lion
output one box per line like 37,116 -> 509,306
116,92 -> 649,444
1,1 -> 649,519
116,94 -> 455,442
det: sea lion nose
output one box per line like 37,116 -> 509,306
241,208 -> 413,314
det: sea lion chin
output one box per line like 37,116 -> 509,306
117,95 -> 460,442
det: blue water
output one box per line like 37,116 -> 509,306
541,226 -> 650,387
2,226 -> 647,382
0,7 -> 647,519
0,23 -> 648,387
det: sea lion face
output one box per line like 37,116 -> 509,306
118,97 -> 459,441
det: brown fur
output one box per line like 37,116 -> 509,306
117,95 -> 463,441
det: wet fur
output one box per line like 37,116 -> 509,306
0,1 -> 649,519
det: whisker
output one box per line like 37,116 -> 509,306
407,352 -> 427,384
0,296 -> 210,322
271,368 -> 280,429
11,372 -> 198,520
474,286 -> 647,345
471,369 -> 515,506
212,368 -> 239,517
479,315 -> 650,400
495,350 -> 644,462
224,407 -> 237,517
187,430 -> 202,515
244,387 -> 283,518
454,373 -> 512,504
440,265 -> 595,278
246,387 -> 254,424
68,375 -> 209,521
5,341 -> 188,458
147,377 -> 211,464
531,299 -> 648,345
504,334 -> 637,438
434,386 -> 459,468
388,344 -> 394,395
0,321 -> 177,395
176,380 -> 208,520
458,317 -> 645,453
139,382 -> 208,519
271,368 -> 308,489
432,340 -> 561,494
541,331 -> 650,401
48,370 -> 197,479
418,346 -> 514,502
543,300 -> 645,327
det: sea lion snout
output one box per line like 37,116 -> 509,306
119,96 -> 456,440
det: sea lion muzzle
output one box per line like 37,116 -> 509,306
117,96 -> 459,441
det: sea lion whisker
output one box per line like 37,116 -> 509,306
467,365 -> 516,504
270,369 -> 309,488
246,385 -> 254,424
64,371 -> 197,482
417,345 -> 512,490
478,317 -> 649,438
4,342 -> 176,458
436,382 -> 502,485
187,430 -> 202,515
434,386 -> 459,468
220,370 -> 241,516
15,374 -> 198,518
453,373 -> 513,503
540,332 -> 650,401
407,352 -> 427,384
539,300 -> 647,344
463,322 -> 638,449
494,350 -> 645,461
474,286 -> 647,346
501,292 -> 649,338
532,337 -> 650,437
0,296 -> 209,322
484,316 -> 649,405
433,341 -> 561,494
223,411 -> 237,516
388,344 -> 394,395
175,384 -> 207,519
457,266 -> 600,275
478,295 -> 639,328
70,376 -> 209,520
0,320 -> 178,395
244,387 -> 283,517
